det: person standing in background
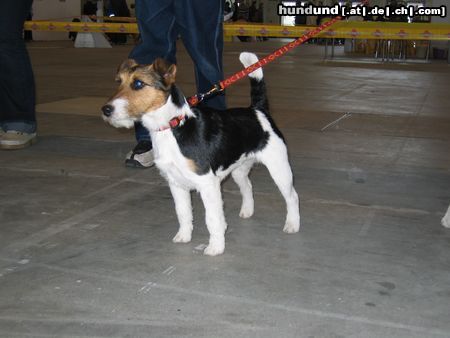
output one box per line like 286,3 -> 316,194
108,0 -> 130,45
248,1 -> 258,22
83,0 -> 98,17
0,0 -> 37,149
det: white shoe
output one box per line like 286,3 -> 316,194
0,130 -> 37,150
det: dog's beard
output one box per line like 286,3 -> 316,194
104,98 -> 135,129
104,115 -> 135,129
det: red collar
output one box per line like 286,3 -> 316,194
158,115 -> 186,131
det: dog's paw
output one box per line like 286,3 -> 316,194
203,244 -> 224,256
239,205 -> 254,219
172,231 -> 192,243
283,221 -> 300,234
442,215 -> 450,228
203,238 -> 225,256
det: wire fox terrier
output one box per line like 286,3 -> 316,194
102,52 -> 300,256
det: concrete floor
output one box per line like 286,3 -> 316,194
0,40 -> 449,337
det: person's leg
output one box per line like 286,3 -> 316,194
0,0 -> 36,148
175,0 -> 226,110
126,0 -> 178,166
134,122 -> 151,142
129,0 -> 178,64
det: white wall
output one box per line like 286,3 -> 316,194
426,0 -> 450,23
32,0 -> 81,40
424,0 -> 450,50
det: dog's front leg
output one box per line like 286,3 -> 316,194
442,204 -> 450,228
199,179 -> 227,256
169,183 -> 193,243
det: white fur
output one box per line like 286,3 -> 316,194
442,204 -> 450,228
239,52 -> 263,80
231,160 -> 255,218
142,95 -> 193,131
170,184 -> 193,243
142,98 -> 300,256
146,106 -> 228,255
255,111 -> 300,233
104,98 -> 135,128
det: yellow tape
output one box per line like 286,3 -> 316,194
24,21 -> 450,40
224,22 -> 450,40
24,21 -> 139,34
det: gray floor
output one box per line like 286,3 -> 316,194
1,40 -> 449,337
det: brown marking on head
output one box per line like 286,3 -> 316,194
106,58 -> 177,119
117,58 -> 138,74
152,58 -> 177,88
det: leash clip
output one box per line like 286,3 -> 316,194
207,84 -> 224,95
202,84 -> 223,100
188,83 -> 223,107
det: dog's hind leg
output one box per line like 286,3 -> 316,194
232,160 -> 255,219
169,184 -> 193,243
258,137 -> 300,233
199,178 -> 227,256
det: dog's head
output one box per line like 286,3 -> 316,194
101,58 -> 176,128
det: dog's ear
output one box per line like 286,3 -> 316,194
152,58 -> 177,87
118,59 -> 138,73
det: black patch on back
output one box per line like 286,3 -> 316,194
172,106 -> 270,175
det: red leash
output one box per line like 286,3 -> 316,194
187,16 -> 342,107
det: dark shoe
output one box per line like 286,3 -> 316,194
125,140 -> 154,168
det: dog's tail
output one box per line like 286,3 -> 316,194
239,52 -> 268,112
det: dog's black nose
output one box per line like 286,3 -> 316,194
102,104 -> 114,117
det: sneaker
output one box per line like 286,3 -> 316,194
125,140 -> 154,168
0,130 -> 37,150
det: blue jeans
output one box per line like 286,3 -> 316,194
130,0 -> 226,142
0,0 -> 36,133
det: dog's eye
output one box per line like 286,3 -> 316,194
115,78 -> 122,84
132,79 -> 145,90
